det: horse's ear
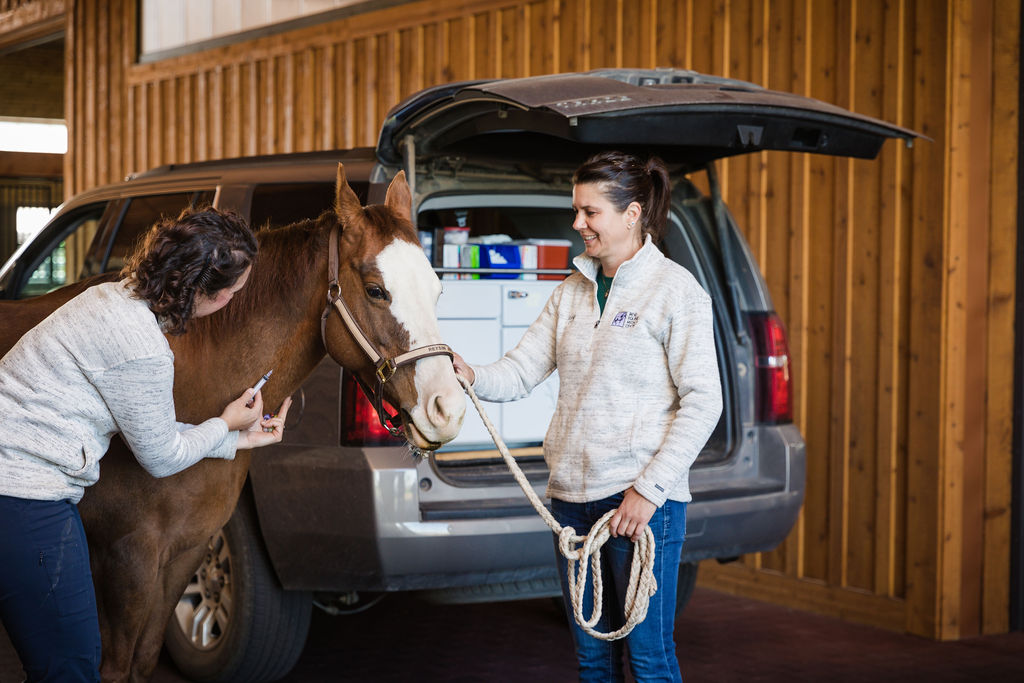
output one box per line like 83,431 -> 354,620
334,163 -> 363,224
384,171 -> 413,224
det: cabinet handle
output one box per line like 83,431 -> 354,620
507,290 -> 529,299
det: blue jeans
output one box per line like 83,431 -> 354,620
552,493 -> 687,683
0,495 -> 102,682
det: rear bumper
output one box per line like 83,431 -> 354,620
248,422 -> 804,592
685,422 -> 806,560
249,445 -> 558,592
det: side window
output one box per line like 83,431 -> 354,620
248,182 -> 367,231
15,204 -> 107,299
104,192 -> 208,274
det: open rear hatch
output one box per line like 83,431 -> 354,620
377,68 -> 920,171
378,69 -> 921,480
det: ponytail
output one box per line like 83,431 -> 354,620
572,151 -> 672,244
643,156 -> 671,244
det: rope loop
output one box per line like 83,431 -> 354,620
456,374 -> 657,641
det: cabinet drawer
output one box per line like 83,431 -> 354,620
436,281 -> 501,319
438,319 -> 501,447
501,282 -> 559,326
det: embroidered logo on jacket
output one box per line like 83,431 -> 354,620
611,311 -> 639,328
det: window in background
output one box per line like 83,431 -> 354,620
20,206 -> 63,293
0,118 -> 67,154
138,1 -> 412,62
16,206 -> 58,246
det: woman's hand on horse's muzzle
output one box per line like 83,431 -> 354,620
452,351 -> 475,386
220,388 -> 265,431
236,396 -> 293,450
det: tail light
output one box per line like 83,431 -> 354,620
340,371 -> 404,446
747,312 -> 793,424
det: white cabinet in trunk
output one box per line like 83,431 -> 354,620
437,280 -> 561,450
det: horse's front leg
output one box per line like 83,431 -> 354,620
128,543 -> 210,683
92,532 -> 162,683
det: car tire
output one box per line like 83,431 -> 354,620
164,493 -> 312,683
675,561 -> 699,616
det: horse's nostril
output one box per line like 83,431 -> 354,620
429,391 -> 466,428
429,393 -> 448,424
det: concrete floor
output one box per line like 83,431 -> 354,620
153,587 -> 1024,682
5,587 -> 1024,682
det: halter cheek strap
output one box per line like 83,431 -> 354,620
320,225 -> 453,436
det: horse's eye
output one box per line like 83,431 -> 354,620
366,285 -> 388,301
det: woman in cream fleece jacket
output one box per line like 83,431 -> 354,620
0,208 -> 292,682
454,152 -> 722,683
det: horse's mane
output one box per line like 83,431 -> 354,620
183,211 -> 334,344
181,202 -> 419,347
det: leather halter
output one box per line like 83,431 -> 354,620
320,224 -> 453,437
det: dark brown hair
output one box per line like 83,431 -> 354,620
572,151 -> 672,244
121,207 -> 258,335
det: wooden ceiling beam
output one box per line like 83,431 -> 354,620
0,150 -> 63,178
0,0 -> 66,53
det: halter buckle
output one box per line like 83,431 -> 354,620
326,281 -> 341,303
376,358 -> 397,384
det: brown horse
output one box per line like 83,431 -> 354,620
0,165 -> 465,682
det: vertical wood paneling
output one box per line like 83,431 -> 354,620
960,0 -> 994,638
875,0 -> 908,600
80,0 -> 95,187
278,53 -> 294,154
847,0 -> 885,594
904,0 -> 947,638
526,1 -> 556,76
802,0 -> 837,584
937,0 -> 973,640
654,0 -> 690,69
762,0 -> 803,577
181,74 -> 194,163
61,0 -> 1017,640
982,0 -> 1018,635
319,45 -> 336,150
94,0 -> 107,184
784,0 -> 810,580
828,0 -> 853,591
297,49 -> 315,153
499,7 -> 520,77
147,81 -> 160,168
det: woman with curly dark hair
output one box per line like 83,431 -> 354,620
0,206 -> 292,682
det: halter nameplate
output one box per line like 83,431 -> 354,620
320,225 -> 454,436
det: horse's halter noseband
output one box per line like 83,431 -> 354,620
320,224 -> 454,437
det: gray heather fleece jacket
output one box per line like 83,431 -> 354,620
0,280 -> 238,503
471,237 -> 722,507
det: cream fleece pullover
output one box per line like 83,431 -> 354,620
0,280 -> 238,503
472,237 -> 722,507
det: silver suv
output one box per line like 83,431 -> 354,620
0,69 -> 915,682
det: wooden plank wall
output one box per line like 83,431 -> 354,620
62,0 -> 1018,639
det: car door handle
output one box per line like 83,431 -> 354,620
507,290 -> 529,299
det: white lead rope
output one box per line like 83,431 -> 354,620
456,374 -> 658,641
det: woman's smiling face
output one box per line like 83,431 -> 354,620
571,182 -> 641,273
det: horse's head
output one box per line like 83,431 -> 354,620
324,164 -> 465,450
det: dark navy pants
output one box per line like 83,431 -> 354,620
0,494 -> 101,682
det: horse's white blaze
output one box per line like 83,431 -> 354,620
376,239 -> 465,443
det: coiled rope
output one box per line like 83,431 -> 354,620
456,374 -> 658,641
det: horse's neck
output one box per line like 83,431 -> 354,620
171,229 -> 330,419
